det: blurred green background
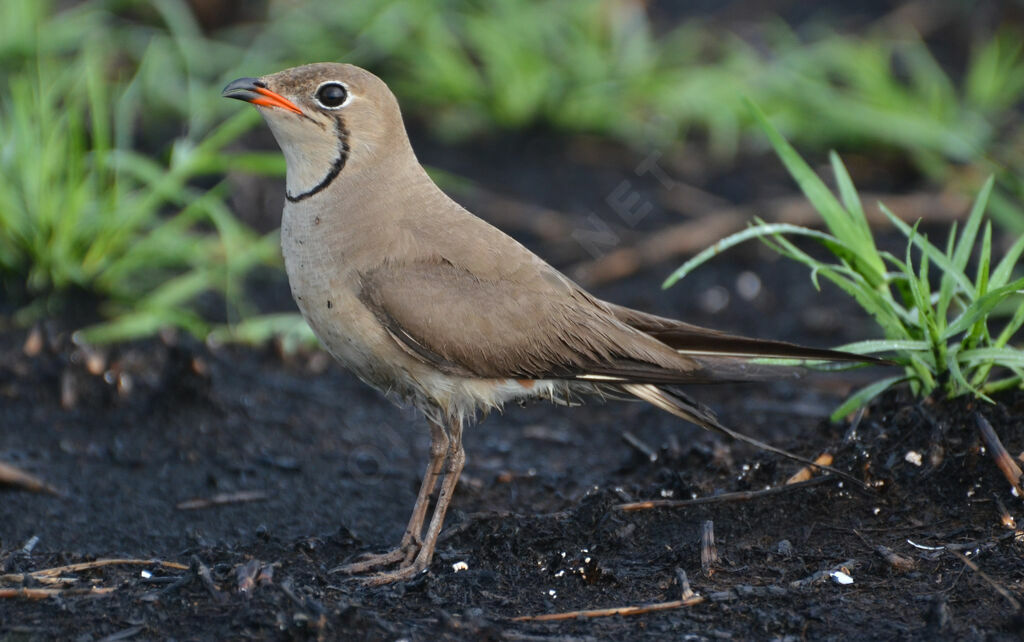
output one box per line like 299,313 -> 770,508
1,0 -> 1022,345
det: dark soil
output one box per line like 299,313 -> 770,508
3,248 -> 1024,641
3,71 -> 1024,642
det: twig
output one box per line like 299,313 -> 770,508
994,496 -> 1017,529
786,453 -> 834,485
0,586 -> 115,599
236,559 -> 261,597
176,490 -> 268,510
947,549 -> 1021,612
24,558 -> 188,579
875,545 -> 915,571
0,461 -> 61,495
700,521 -> 718,577
191,555 -> 224,602
789,560 -> 858,589
621,431 -> 657,462
675,568 -> 694,600
975,414 -> 1024,496
614,476 -> 834,511
141,572 -> 194,602
0,573 -> 78,586
511,595 -> 706,622
257,564 -> 275,586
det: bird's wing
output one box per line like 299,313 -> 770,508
358,258 -> 708,382
360,258 -> 873,486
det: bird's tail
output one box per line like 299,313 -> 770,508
621,383 -> 865,488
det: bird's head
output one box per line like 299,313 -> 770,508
223,63 -> 407,203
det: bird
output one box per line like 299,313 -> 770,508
222,63 -> 879,584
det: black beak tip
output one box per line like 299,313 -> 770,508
222,77 -> 261,101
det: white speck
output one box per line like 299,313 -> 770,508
905,451 -> 923,466
907,539 -> 944,551
560,551 -> 566,558
140,570 -> 152,579
741,464 -> 750,472
699,286 -> 730,314
581,548 -> 589,553
736,271 -> 762,301
584,557 -> 591,564
873,507 -> 881,515
831,571 -> 854,585
660,489 -> 674,498
452,561 -> 468,573
548,589 -> 557,598
1013,486 -> 1021,498
555,570 -> 565,577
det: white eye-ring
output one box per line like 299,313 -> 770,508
313,81 -> 351,110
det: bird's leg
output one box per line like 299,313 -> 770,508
398,418 -> 449,560
361,417 -> 465,585
331,418 -> 449,575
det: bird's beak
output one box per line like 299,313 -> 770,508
222,77 -> 303,115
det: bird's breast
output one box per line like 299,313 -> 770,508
279,201 -> 397,390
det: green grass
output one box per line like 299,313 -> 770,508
665,103 -> 1024,418
2,0 -> 1022,349
223,1 -> 1024,245
0,5 -> 281,342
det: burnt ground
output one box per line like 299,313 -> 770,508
2,126 -> 1024,639
2,269 -> 1024,640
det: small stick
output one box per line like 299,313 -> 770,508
786,453 -> 834,485
141,570 -> 194,603
789,560 -> 858,589
176,490 -> 268,510
700,521 -> 718,577
511,595 -> 706,622
257,564 -> 275,586
994,496 -> 1017,529
875,545 -> 915,571
27,558 -> 188,578
236,559 -> 261,596
975,414 -> 1024,497
675,568 -> 694,600
621,431 -> 657,463
615,476 -> 833,511
0,462 -> 61,495
0,586 -> 115,600
191,556 -> 224,602
0,574 -> 78,586
948,549 -> 1020,612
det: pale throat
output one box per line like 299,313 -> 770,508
266,114 -> 350,203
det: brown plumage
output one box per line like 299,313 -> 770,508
223,63 -> 882,584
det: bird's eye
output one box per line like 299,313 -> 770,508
314,82 -> 349,109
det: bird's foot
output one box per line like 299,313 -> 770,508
354,559 -> 429,586
330,542 -> 420,575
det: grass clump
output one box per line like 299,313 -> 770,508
0,36 -> 279,342
664,103 -> 1024,418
